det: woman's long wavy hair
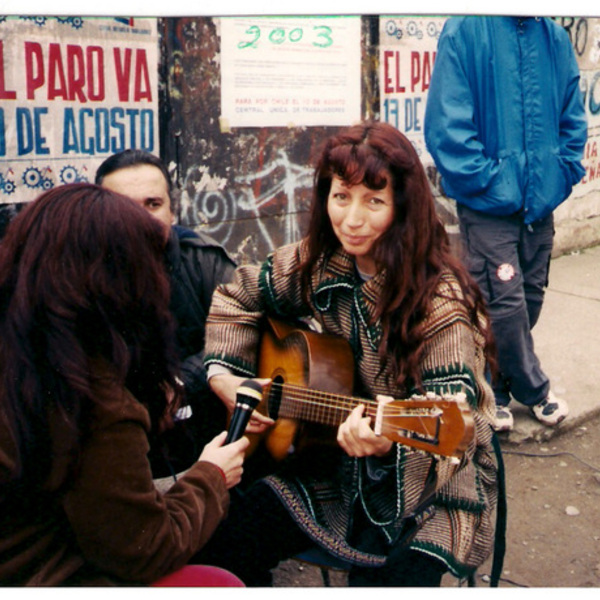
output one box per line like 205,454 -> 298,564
300,121 -> 496,391
0,183 -> 181,481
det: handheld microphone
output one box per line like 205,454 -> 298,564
225,379 -> 264,444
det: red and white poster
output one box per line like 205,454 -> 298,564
379,16 -> 446,167
0,16 -> 159,204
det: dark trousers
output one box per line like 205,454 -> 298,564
457,205 -> 553,406
193,480 -> 446,587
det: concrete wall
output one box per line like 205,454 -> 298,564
379,15 -> 600,258
552,17 -> 600,256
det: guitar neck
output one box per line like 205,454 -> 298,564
273,382 -> 375,427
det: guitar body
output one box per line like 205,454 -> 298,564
242,318 -> 474,462
253,318 -> 355,461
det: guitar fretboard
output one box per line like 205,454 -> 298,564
268,382 -> 440,429
272,382 -> 373,426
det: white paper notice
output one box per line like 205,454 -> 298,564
220,16 -> 362,128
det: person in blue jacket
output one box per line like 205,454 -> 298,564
425,16 -> 587,432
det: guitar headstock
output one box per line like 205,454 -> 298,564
377,392 -> 474,461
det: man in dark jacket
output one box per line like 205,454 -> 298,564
96,150 -> 236,478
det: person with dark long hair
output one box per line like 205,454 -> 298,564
196,121 -> 499,586
0,183 -> 248,586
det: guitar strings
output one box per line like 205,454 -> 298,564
268,381 -> 443,418
268,383 -> 440,442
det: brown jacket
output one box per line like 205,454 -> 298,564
0,371 -> 228,586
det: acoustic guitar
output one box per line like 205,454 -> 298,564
243,318 -> 474,462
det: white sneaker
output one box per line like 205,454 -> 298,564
531,391 -> 569,426
492,405 -> 514,432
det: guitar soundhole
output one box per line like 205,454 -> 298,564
267,375 -> 284,420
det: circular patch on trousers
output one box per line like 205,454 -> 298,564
496,263 -> 516,282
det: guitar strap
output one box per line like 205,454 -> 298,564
488,431 -> 507,588
389,436 -> 506,589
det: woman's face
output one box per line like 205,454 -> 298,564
327,174 -> 395,276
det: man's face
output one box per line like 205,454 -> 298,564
101,164 -> 173,241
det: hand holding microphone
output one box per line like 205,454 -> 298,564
198,431 -> 248,489
200,378 -> 271,488
225,379 -> 266,444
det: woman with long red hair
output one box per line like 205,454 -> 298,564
198,121 -> 499,586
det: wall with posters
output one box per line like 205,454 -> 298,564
2,15 -> 599,263
0,16 -> 159,230
160,15 -> 600,263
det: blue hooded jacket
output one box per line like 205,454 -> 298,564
424,16 -> 587,224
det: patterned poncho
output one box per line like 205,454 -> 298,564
205,240 -> 498,578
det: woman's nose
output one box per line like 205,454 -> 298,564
344,201 -> 364,227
